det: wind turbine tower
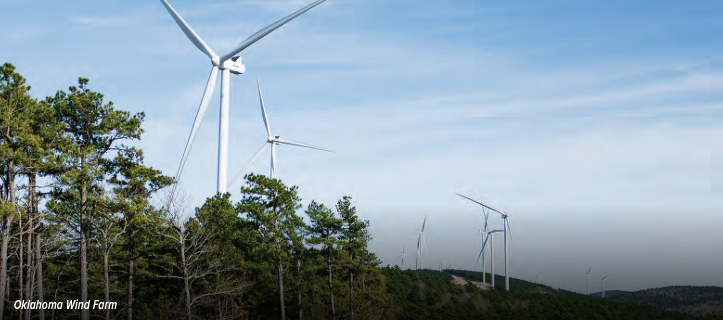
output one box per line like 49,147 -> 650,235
159,0 -> 327,197
585,267 -> 592,295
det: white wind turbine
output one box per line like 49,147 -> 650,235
481,229 -> 503,289
585,267 -> 592,295
159,0 -> 327,197
456,193 -> 513,291
459,193 -> 491,285
601,275 -> 609,298
399,247 -> 408,270
228,75 -> 330,185
416,215 -> 427,270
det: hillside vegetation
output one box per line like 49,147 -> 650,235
384,268 -> 710,320
607,286 -> 723,316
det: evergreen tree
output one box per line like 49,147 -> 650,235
306,200 -> 343,320
236,174 -> 304,320
47,77 -> 146,320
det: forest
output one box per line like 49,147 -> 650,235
0,62 -> 390,319
2,61 -> 722,320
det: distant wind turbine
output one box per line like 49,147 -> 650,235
483,229 -> 504,289
458,193 -> 491,285
601,275 -> 609,298
399,248 -> 408,270
416,215 -> 427,270
457,193 -> 513,291
585,267 -> 592,295
228,75 -> 330,185
159,0 -> 327,197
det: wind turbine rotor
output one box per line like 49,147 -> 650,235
585,267 -> 592,275
220,0 -> 327,62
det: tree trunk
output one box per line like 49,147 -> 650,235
327,253 -> 336,320
36,229 -> 44,320
24,229 -> 33,320
127,229 -> 135,320
277,258 -> 285,320
31,170 -> 45,320
104,250 -> 110,320
0,214 -> 14,320
180,229 -> 191,320
349,270 -> 354,320
297,259 -> 302,320
80,179 -> 89,320
0,164 -> 16,320
18,209 -> 23,320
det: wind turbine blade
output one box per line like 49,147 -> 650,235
476,236 -> 489,265
274,137 -> 331,152
586,267 -> 592,275
456,193 -> 505,215
505,218 -> 513,244
174,66 -> 218,187
417,234 -> 422,249
159,0 -> 218,60
256,74 -> 272,138
220,0 -> 326,62
481,233 -> 489,251
228,142 -> 269,187
421,215 -> 427,232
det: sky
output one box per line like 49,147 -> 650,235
1,0 -> 720,293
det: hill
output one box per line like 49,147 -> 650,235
383,268 -> 700,320
605,286 -> 723,316
590,290 -> 631,298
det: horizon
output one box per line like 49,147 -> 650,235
1,0 -> 719,294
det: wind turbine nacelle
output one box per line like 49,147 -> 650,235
222,56 -> 246,74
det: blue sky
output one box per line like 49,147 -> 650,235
1,0 -> 720,293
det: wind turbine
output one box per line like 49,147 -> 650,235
481,229 -> 503,289
228,75 -> 330,185
159,0 -> 327,197
458,193 -> 491,285
399,247 -> 408,270
601,275 -> 609,298
458,193 -> 513,291
416,215 -> 427,270
585,267 -> 592,295
475,227 -> 488,283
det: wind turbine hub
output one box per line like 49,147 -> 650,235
211,56 -> 221,67
221,56 -> 246,74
